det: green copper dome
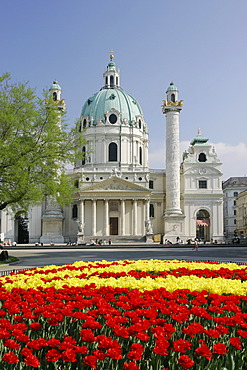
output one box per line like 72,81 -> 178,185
166,82 -> 177,92
81,87 -> 143,125
50,81 -> 61,91
108,61 -> 115,67
190,129 -> 209,146
81,57 -> 145,126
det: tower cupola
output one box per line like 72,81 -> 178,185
166,82 -> 179,102
49,81 -> 62,101
103,51 -> 120,88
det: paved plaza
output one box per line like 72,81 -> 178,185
1,245 -> 247,274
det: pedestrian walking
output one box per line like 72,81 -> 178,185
193,243 -> 199,251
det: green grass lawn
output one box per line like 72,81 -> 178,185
0,256 -> 19,265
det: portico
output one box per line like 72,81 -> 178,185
75,177 -> 151,240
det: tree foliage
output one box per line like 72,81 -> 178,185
0,73 -> 84,212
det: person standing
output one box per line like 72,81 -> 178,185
193,243 -> 199,251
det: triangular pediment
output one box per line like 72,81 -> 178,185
80,177 -> 150,193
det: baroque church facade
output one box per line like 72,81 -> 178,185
0,56 -> 224,244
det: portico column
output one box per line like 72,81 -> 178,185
155,202 -> 158,218
121,199 -> 125,235
145,200 -> 150,233
79,200 -> 84,226
145,200 -> 150,220
92,200 -> 96,236
104,199 -> 109,236
133,199 -> 137,235
76,200 -> 85,244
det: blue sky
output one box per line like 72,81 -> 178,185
1,0 -> 247,180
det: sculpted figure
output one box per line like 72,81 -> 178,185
145,220 -> 153,235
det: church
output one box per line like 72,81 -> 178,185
0,55 -> 224,244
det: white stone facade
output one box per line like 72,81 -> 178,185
181,136 -> 224,243
222,177 -> 247,241
0,59 -> 224,245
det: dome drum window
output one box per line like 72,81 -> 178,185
139,147 -> 142,165
107,110 -> 119,124
109,114 -> 117,124
109,142 -> 118,162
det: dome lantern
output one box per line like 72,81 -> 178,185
103,51 -> 120,89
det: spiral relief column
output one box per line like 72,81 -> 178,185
162,82 -> 185,242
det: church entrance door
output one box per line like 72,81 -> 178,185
110,217 -> 118,235
196,210 -> 210,242
15,216 -> 29,244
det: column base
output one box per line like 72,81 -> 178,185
77,233 -> 85,245
146,234 -> 154,243
40,235 -> 64,244
163,214 -> 185,244
40,216 -> 64,244
165,208 -> 183,216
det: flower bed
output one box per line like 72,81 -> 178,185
0,259 -> 247,369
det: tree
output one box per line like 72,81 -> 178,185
0,73 -> 84,213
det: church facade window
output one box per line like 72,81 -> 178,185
109,142 -> 117,161
198,153 -> 207,162
150,204 -> 154,218
72,204 -> 78,219
234,192 -> 238,197
199,180 -> 207,189
149,180 -> 154,189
